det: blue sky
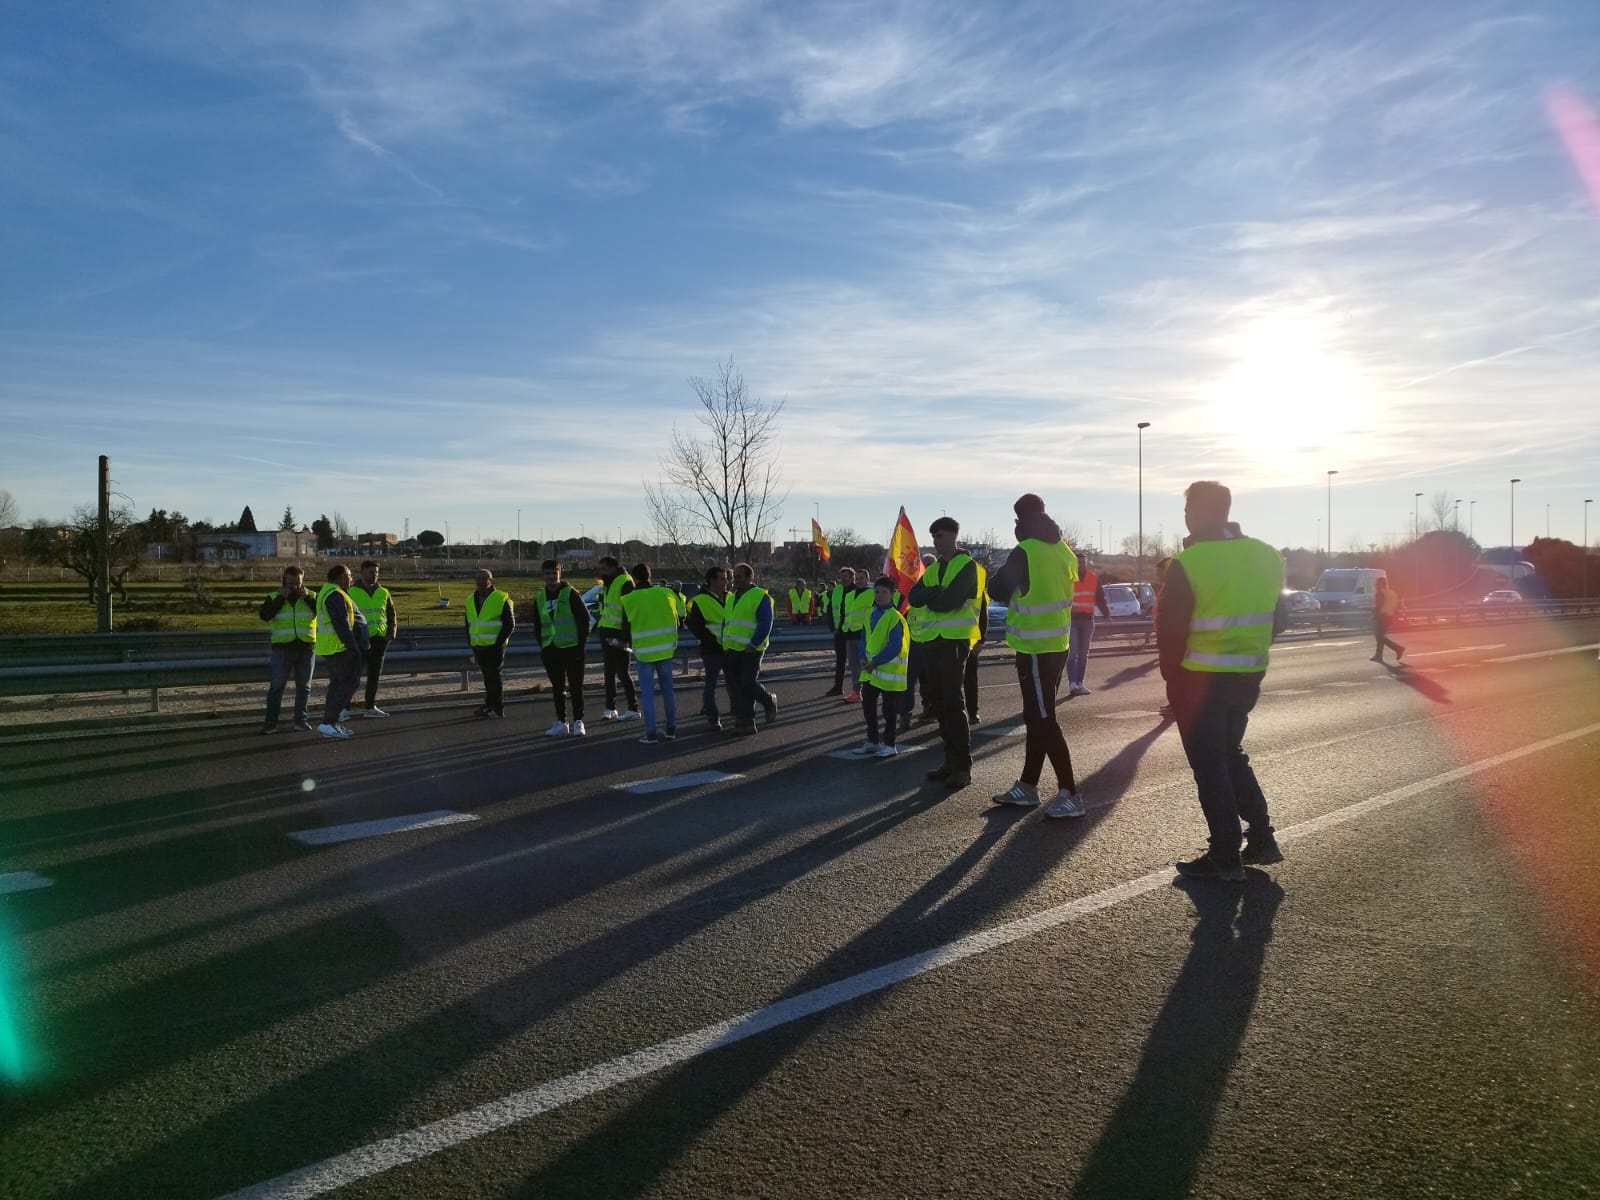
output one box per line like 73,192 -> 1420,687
3,0 -> 1598,556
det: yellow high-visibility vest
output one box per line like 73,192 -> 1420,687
466,589 -> 512,648
921,553 -> 979,642
348,584 -> 391,637
1005,540 -> 1077,654
314,585 -> 357,656
538,585 -> 580,649
622,586 -> 682,663
1176,538 -> 1282,672
722,586 -> 772,652
599,575 -> 630,630
269,591 -> 317,645
861,605 -> 908,691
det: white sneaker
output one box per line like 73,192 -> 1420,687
617,710 -> 641,721
339,708 -> 351,721
546,720 -> 570,737
875,744 -> 899,758
572,719 -> 587,736
317,723 -> 352,740
1045,790 -> 1086,819
851,740 -> 879,756
362,707 -> 389,718
992,781 -> 1041,807
1069,684 -> 1090,697
601,709 -> 619,721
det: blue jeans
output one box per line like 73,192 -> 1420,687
700,650 -> 729,718
265,642 -> 314,726
1168,669 -> 1272,859
637,658 -> 677,734
1067,613 -> 1095,687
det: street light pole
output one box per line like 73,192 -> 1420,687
1453,498 -> 1460,532
1413,492 -> 1423,540
1098,519 -> 1104,553
1469,500 -> 1476,541
1137,421 -> 1151,583
1585,499 -> 1593,599
1326,469 -> 1338,563
1510,478 -> 1521,549
1413,492 -> 1424,597
516,508 -> 522,572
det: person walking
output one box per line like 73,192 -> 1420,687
532,558 -> 591,736
722,562 -> 778,736
315,563 -> 369,740
823,565 -> 856,696
621,563 -> 682,743
687,566 -> 732,731
787,579 -> 815,625
349,559 -> 398,717
907,516 -> 978,790
850,575 -> 908,758
1371,577 -> 1406,665
465,568 -> 515,719
1158,480 -> 1287,880
594,555 -> 640,720
259,565 -> 318,733
1065,552 -> 1108,697
987,494 -> 1085,817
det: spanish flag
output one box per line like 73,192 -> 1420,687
811,517 -> 831,563
884,506 -> 925,610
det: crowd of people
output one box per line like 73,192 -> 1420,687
259,482 -> 1291,881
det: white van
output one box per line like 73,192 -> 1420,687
1308,568 -> 1387,612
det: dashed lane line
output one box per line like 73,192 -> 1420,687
824,745 -> 928,760
0,870 -> 54,896
218,719 -> 1600,1200
288,812 -> 478,846
611,770 -> 746,795
1401,644 -> 1505,658
1486,642 -> 1600,663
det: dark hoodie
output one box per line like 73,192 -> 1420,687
987,509 -> 1064,604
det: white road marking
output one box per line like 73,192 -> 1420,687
1273,640 -> 1361,652
1319,681 -> 1368,688
824,745 -> 927,760
977,725 -> 1025,737
1093,711 -> 1165,720
219,719 -> 1600,1200
611,770 -> 745,795
1401,644 -> 1505,659
288,812 -> 478,846
1265,689 -> 1312,696
1486,642 -> 1600,663
0,870 -> 54,895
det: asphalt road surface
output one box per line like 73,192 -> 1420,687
3,618 -> 1598,1200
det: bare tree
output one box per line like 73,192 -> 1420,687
0,488 -> 17,528
25,505 -> 143,607
826,527 -> 860,548
1428,490 -> 1455,532
332,511 -> 354,548
646,358 -> 788,560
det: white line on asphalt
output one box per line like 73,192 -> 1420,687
1319,681 -> 1369,688
611,770 -> 745,795
1401,644 -> 1505,659
1264,689 -> 1313,696
1486,643 -> 1600,663
218,719 -> 1600,1200
1093,711 -> 1165,720
824,745 -> 928,760
287,812 -> 478,846
0,870 -> 54,895
977,725 -> 1025,737
1273,640 -> 1361,652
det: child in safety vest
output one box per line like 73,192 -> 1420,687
852,576 -> 909,758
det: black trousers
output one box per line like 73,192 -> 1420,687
321,649 -> 361,724
600,636 -> 638,711
1373,617 -> 1403,659
963,640 -> 982,719
361,635 -> 389,708
541,644 -> 585,721
862,681 -> 899,746
1167,669 -> 1271,858
1015,651 -> 1077,792
474,643 -> 506,715
832,630 -> 850,690
921,639 -> 971,770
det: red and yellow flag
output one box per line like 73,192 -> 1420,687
811,517 -> 831,563
883,507 -> 925,610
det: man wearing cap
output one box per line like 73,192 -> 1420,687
906,516 -> 977,790
1158,480 -> 1287,879
986,494 -> 1085,818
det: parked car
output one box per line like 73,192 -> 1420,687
1481,589 -> 1524,605
1281,589 -> 1321,613
1128,581 -> 1156,615
1101,583 -> 1142,618
580,583 -> 604,620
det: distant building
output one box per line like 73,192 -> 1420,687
194,530 -> 317,561
358,532 -> 398,553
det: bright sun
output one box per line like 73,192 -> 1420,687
1204,314 -> 1376,476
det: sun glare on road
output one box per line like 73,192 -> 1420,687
1206,314 -> 1376,474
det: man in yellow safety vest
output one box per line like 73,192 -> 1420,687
1157,480 -> 1287,880
258,564 -> 318,733
906,516 -> 978,789
594,555 -> 640,720
349,559 -> 398,717
620,562 -> 683,743
465,568 -> 515,719
315,563 -> 370,739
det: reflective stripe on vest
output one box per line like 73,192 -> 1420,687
788,588 -> 812,616
599,575 -> 630,630
907,599 -> 933,643
1175,537 -> 1283,674
861,606 -> 908,691
466,589 -> 511,647
843,589 -> 873,633
314,585 -> 357,655
922,554 -> 979,641
722,586 -> 771,652
348,584 -> 390,637
691,592 -> 727,649
969,561 -> 988,647
623,586 -> 682,662
539,585 -> 579,649
270,593 -> 317,644
1072,570 -> 1098,616
1005,539 -> 1078,654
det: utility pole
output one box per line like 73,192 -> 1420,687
96,454 -> 113,633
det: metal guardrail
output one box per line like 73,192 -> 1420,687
2,600 -> 1596,710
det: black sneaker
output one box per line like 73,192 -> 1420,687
1175,850 -> 1245,882
638,732 -> 660,745
943,771 -> 971,790
1242,832 -> 1284,865
762,694 -> 778,726
660,727 -> 677,741
729,722 -> 758,737
292,719 -> 313,732
824,686 -> 844,697
925,764 -> 951,781
259,723 -> 279,735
